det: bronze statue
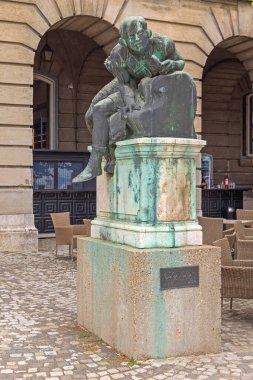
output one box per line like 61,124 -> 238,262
73,16 -> 196,183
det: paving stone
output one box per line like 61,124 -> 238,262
1,249 -> 253,379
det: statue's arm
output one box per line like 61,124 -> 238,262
157,38 -> 185,74
104,46 -> 131,84
105,49 -> 136,112
105,56 -> 130,83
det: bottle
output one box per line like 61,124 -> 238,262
224,174 -> 229,189
201,178 -> 207,189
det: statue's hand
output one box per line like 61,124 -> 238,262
150,55 -> 162,72
105,57 -> 127,70
121,98 -> 141,119
159,60 -> 177,74
105,58 -> 130,82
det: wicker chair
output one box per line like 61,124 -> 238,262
234,220 -> 253,260
198,216 -> 223,244
236,209 -> 253,221
50,212 -> 91,260
82,219 -> 92,236
234,220 -> 253,239
222,229 -> 236,257
213,237 -> 253,266
213,237 -> 253,310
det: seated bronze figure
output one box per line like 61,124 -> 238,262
73,16 -> 196,183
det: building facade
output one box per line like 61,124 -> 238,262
0,0 -> 252,251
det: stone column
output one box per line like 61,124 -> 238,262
0,214 -> 38,253
0,82 -> 38,253
0,36 -> 38,253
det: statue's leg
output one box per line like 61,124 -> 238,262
104,144 -> 116,174
103,92 -> 126,174
91,99 -> 116,149
73,98 -> 117,182
84,78 -> 120,135
85,103 -> 93,134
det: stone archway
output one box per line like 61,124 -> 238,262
202,35 -> 253,213
34,26 -> 116,151
32,14 -> 119,234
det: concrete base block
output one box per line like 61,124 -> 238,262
77,237 -> 221,360
0,214 -> 38,252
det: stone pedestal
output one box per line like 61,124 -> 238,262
77,136 -> 221,360
91,137 -> 205,248
77,238 -> 221,360
0,214 -> 38,252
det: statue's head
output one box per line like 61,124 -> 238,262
119,16 -> 151,54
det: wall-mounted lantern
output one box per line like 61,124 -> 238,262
41,33 -> 53,62
42,43 -> 53,62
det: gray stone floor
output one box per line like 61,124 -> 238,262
1,249 -> 253,380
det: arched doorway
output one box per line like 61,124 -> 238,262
33,17 -> 117,233
202,37 -> 253,216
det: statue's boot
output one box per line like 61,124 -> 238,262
104,145 -> 116,174
104,160 -> 115,174
72,147 -> 105,183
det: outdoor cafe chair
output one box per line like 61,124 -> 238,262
213,236 -> 253,310
223,229 -> 236,256
198,216 -> 223,244
234,221 -> 253,260
50,212 -> 91,261
236,209 -> 253,223
198,216 -> 236,248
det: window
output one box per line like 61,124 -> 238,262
58,162 -> 83,190
33,161 -> 55,189
33,151 -> 95,191
33,73 -> 58,150
33,80 -> 50,149
33,161 -> 84,190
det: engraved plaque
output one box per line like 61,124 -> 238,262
160,266 -> 199,290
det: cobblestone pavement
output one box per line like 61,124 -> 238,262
1,249 -> 253,380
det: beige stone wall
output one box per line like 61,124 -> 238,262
0,0 -> 253,249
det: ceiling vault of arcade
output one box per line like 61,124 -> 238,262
49,16 -> 119,55
217,37 -> 253,83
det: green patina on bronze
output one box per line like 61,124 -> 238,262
72,16 -> 197,183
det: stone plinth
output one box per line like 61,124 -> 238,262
77,238 -> 221,360
0,214 -> 38,252
91,137 -> 205,248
